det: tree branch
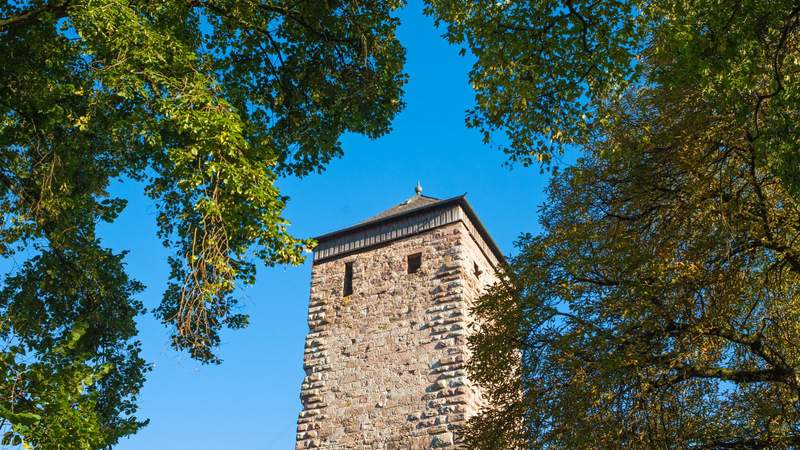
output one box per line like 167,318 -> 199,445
0,2 -> 70,30
671,364 -> 795,385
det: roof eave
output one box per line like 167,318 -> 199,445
312,195 -> 465,242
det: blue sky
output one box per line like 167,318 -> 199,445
94,1 -> 555,448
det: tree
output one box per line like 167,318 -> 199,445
426,0 -> 800,195
1,0 -> 406,445
466,133 -> 800,448
420,0 -> 800,447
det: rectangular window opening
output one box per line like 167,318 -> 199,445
407,253 -> 422,274
343,262 -> 353,296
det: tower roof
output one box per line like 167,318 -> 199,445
313,187 -> 505,265
361,193 -> 441,223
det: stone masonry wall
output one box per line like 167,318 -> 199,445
296,219 -> 499,449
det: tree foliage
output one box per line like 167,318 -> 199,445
468,142 -> 800,448
1,0 -> 406,445
430,1 -> 800,447
0,245 -> 147,448
427,0 -> 800,196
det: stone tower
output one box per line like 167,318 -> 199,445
296,187 -> 503,449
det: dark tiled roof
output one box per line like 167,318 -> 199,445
361,194 -> 442,223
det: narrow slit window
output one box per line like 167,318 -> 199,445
407,253 -> 422,274
474,262 -> 483,278
343,262 -> 353,296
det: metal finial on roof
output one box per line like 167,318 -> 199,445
415,181 -> 423,196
